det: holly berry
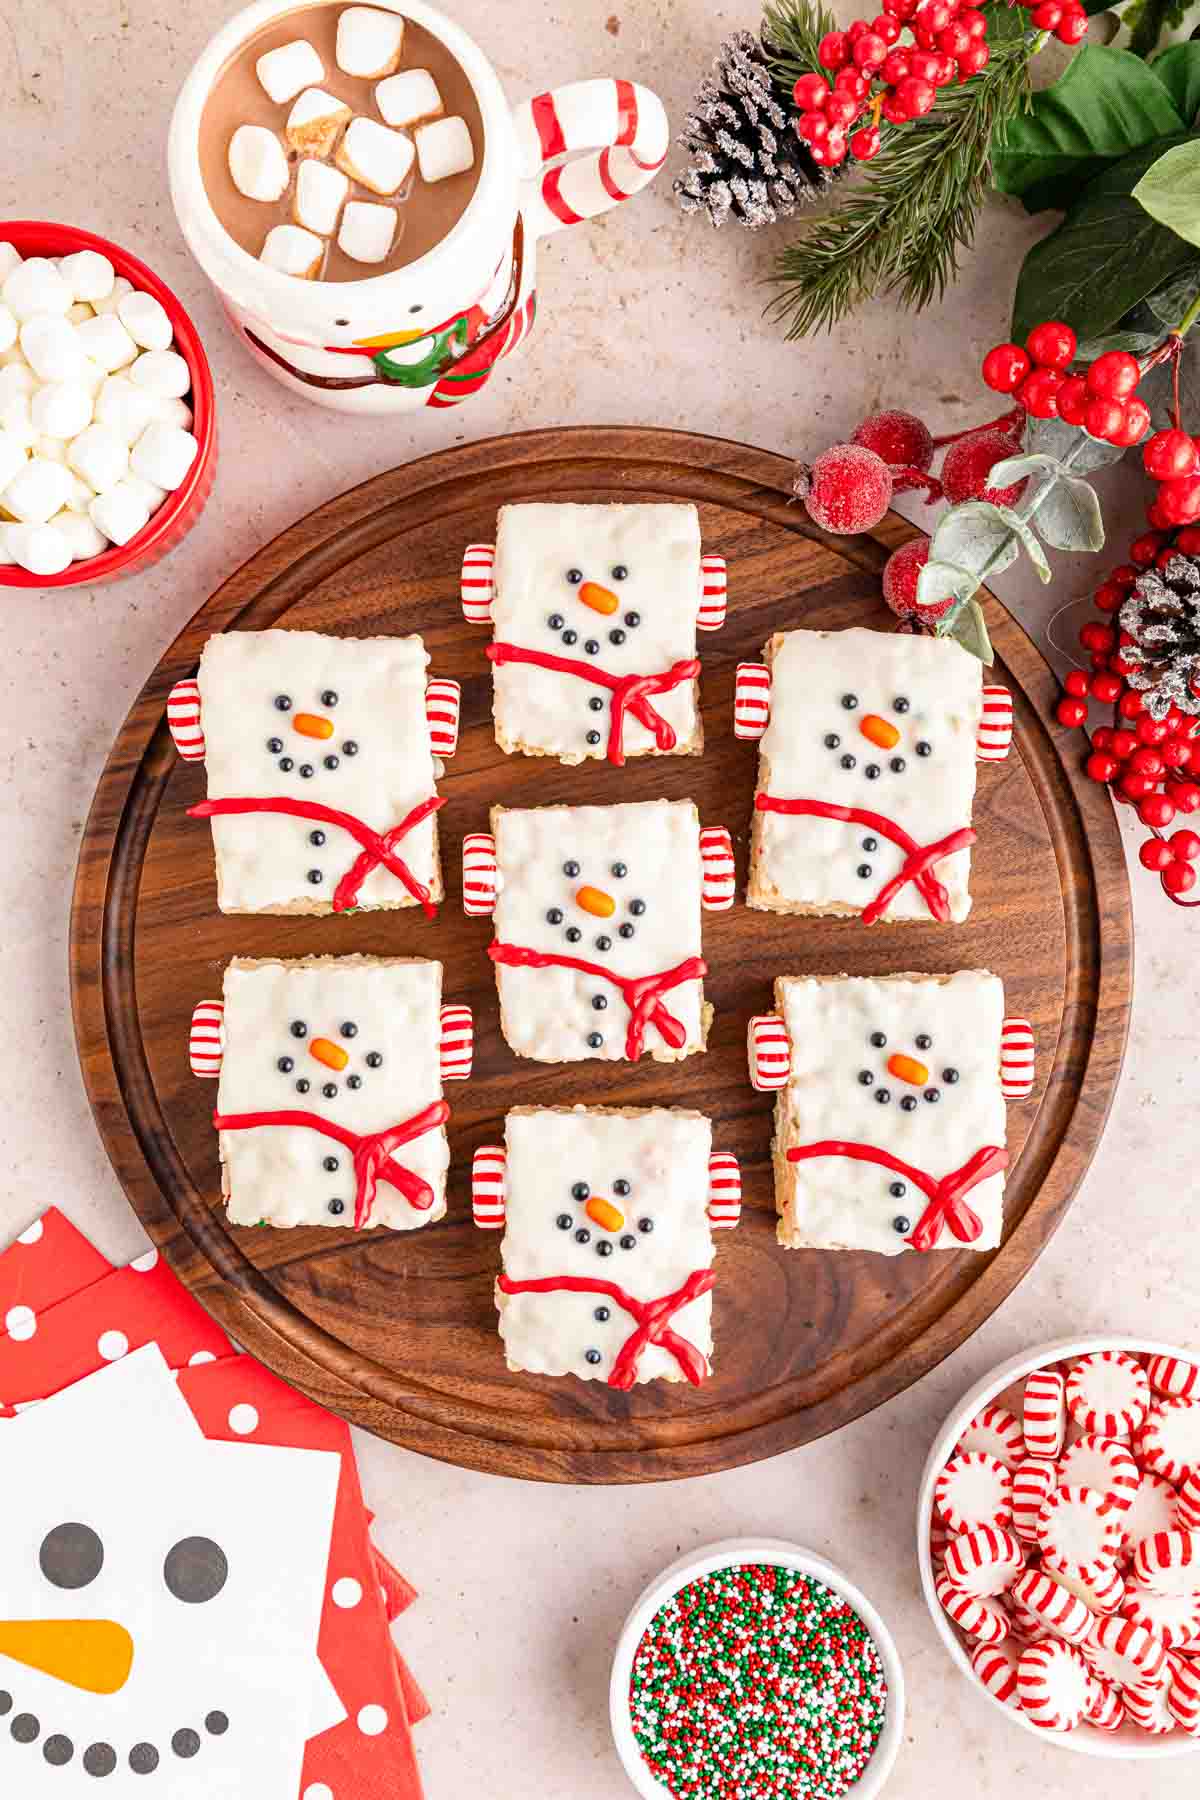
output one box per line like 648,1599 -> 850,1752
982,343 -> 1030,394
1056,696 -> 1088,728
1143,428 -> 1199,481
1086,351 -> 1140,401
1140,838 -> 1175,872
818,31 -> 849,67
1092,672 -> 1123,703
1171,828 -> 1200,861
1111,398 -> 1151,447
1018,368 -> 1062,417
849,124 -> 882,159
1162,860 -> 1197,896
940,428 -> 1023,505
1057,7 -> 1089,43
880,537 -> 956,620
1055,375 -> 1088,427
794,444 -> 893,533
1139,793 -> 1176,830
1031,0 -> 1062,23
894,73 -> 936,116
1157,475 -> 1200,526
851,409 -> 934,471
1086,751 -> 1118,782
1063,670 -> 1091,699
1026,320 -> 1076,370
1169,782 -> 1200,814
1084,397 -> 1126,443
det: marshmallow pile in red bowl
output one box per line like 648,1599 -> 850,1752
918,1336 -> 1200,1756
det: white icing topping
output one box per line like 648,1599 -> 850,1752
217,956 -> 447,1229
498,1106 -> 714,1381
492,800 -> 704,1062
776,971 -> 1006,1254
197,630 -> 438,912
490,503 -> 701,763
755,628 -> 982,919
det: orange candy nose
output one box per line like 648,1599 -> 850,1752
0,1619 -> 134,1695
586,1196 -> 625,1232
575,885 -> 616,918
887,1053 -> 929,1087
293,713 -> 334,740
577,581 -> 619,616
310,1037 -> 349,1071
860,714 -> 900,749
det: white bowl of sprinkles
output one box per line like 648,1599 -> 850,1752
610,1536 -> 905,1800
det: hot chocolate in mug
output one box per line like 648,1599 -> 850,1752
169,0 -> 668,413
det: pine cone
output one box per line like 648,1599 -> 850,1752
1119,551 -> 1200,719
674,30 -> 831,230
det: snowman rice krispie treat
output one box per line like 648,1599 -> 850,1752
748,971 -> 1036,1255
463,798 -> 736,1063
189,954 -> 473,1230
168,628 -> 459,914
460,502 -> 727,766
736,626 -> 1013,922
471,1105 -> 741,1386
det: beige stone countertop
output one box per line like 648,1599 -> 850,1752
2,1 -> 1197,1795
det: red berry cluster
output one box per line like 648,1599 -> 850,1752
982,320 -> 1151,447
1055,533 -> 1200,901
1143,427 -> 1200,529
794,0 -> 991,168
1026,0 -> 1088,43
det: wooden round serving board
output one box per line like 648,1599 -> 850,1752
71,427 -> 1132,1482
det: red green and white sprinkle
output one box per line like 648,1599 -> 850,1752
629,1563 -> 887,1800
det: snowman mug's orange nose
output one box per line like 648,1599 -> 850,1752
310,1037 -> 349,1071
293,712 -> 334,740
575,886 -> 615,918
586,1196 -> 625,1232
887,1053 -> 929,1087
860,714 -> 900,749
577,581 -> 619,616
0,1618 -> 134,1695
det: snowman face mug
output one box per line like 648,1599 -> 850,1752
169,0 -> 669,414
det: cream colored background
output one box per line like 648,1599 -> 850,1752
1,2 -> 1194,1795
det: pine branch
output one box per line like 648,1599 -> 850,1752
764,19 -> 1036,339
761,0 -> 842,82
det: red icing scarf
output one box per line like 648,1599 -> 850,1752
485,643 -> 700,767
785,1140 -> 1008,1252
189,793 -> 445,915
754,792 -> 976,925
487,942 -> 706,1060
214,1098 -> 450,1230
496,1268 -> 714,1389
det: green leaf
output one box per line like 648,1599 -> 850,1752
986,452 -> 1069,486
1075,327 -> 1164,357
1133,139 -> 1200,246
993,501 -> 1053,581
1012,135 -> 1198,341
1144,260 -> 1200,323
993,48 -> 1184,214
917,559 -> 978,610
1032,474 -> 1106,552
929,501 -> 1021,581
1151,43 -> 1200,123
1023,414 -> 1129,470
947,597 -> 995,666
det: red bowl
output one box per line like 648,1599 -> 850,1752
0,222 -> 217,588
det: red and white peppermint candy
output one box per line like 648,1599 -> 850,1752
1179,1469 -> 1200,1532
935,1451 -> 1013,1536
1011,1567 -> 1093,1644
1122,1580 -> 1200,1649
944,1524 -> 1024,1598
699,826 -> 736,912
1168,1648 -> 1200,1719
1148,1354 -> 1200,1402
697,554 -> 727,631
1086,1678 -> 1125,1732
1083,1613 -> 1168,1689
1043,1554 -> 1126,1615
1017,1638 -> 1094,1731
999,1017 -> 1035,1100
470,1145 -> 506,1230
977,684 -> 1013,762
1007,1593 -> 1048,1642
958,1401 -> 1024,1469
1141,1397 -> 1200,1486
1058,1434 -> 1139,1514
1037,1485 -> 1122,1577
461,832 -> 497,917
935,1571 -> 1008,1643
1124,1680 -> 1177,1735
1066,1350 -> 1150,1440
1012,1457 -> 1057,1542
929,1511 -> 952,1566
424,678 -> 461,758
167,677 -> 205,761
971,1638 -> 1020,1706
706,1152 -> 741,1229
747,1013 -> 790,1092
438,1004 -> 473,1080
188,999 -> 224,1078
1123,1469 -> 1181,1553
1131,1529 -> 1200,1597
460,542 -> 494,622
733,661 -> 771,740
1023,1367 -> 1066,1459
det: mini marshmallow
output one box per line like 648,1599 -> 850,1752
36,435 -> 68,464
2,258 -> 73,322
149,395 -> 193,432
337,6 -> 405,78
116,290 -> 173,352
0,363 -> 34,405
57,249 -> 116,304
337,201 -> 396,265
416,115 -> 475,183
120,469 -> 167,514
60,469 -> 96,514
20,315 -> 90,384
228,124 -> 290,204
6,520 -> 72,577
286,88 -> 351,157
0,427 -> 27,492
376,69 -> 443,130
54,508 -> 108,561
66,302 -> 94,325
130,421 -> 198,491
68,422 -> 129,494
128,348 -> 191,400
94,374 -> 157,445
88,482 -> 150,548
336,115 -> 414,195
0,393 -> 37,452
256,38 -> 324,104
0,243 -> 21,285
294,160 -> 350,236
0,303 -> 16,354
259,223 -> 325,280
30,379 -> 94,441
2,456 -> 75,525
74,312 -> 139,374
90,276 -> 134,317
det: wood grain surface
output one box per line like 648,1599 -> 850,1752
69,426 -> 1133,1482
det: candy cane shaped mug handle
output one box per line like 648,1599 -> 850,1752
472,1145 -> 506,1229
707,1152 -> 741,1229
189,1000 -> 224,1078
512,79 -> 669,240
167,678 -> 206,761
748,1014 -> 790,1091
439,1004 -> 473,1080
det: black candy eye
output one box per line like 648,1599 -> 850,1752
890,757 -> 906,773
277,1056 -> 294,1073
343,740 -> 359,755
279,756 -> 294,772
619,1235 -> 636,1249
609,629 -> 626,645
584,639 -> 600,655
366,1052 -> 383,1068
894,696 -> 910,713
864,763 -> 880,779
548,613 -> 564,630
274,694 -> 292,711
347,1074 -> 362,1090
900,1095 -> 917,1112
572,1181 -> 590,1200
340,1021 -> 357,1038
556,1214 -> 572,1230
566,568 -> 583,584
943,1067 -> 960,1083
624,611 -> 640,627
291,1020 -> 308,1038
875,1087 -> 891,1104
321,689 -> 338,707
613,1178 -> 631,1196
916,1034 -> 932,1050
889,1181 -> 907,1198
575,1227 -> 591,1244
892,1216 -> 911,1234
323,1155 -> 339,1172
824,733 -> 840,749
916,740 -> 932,757
841,753 -> 856,770
324,754 -> 339,770
563,860 -> 580,877
562,630 -> 578,646
163,1536 -> 227,1604
267,736 -> 283,753
611,862 -> 627,878
629,898 -> 646,916
309,830 -> 326,847
858,1070 -> 873,1086
322,1082 -> 338,1099
841,693 -> 858,710
612,564 -> 628,580
638,1217 -> 654,1233
870,1031 -> 886,1047
40,1523 -> 104,1590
